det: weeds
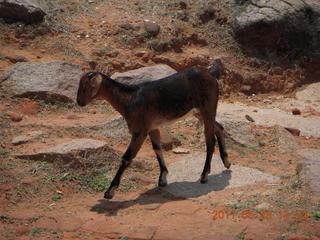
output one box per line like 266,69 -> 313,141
87,172 -> 110,191
0,149 -> 9,158
0,215 -> 13,224
52,194 -> 62,201
52,41 -> 83,57
312,212 -> 320,221
28,215 -> 43,223
237,231 -> 247,240
30,228 -> 43,236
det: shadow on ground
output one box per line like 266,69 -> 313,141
91,170 -> 231,216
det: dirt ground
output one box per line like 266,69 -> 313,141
0,0 -> 320,240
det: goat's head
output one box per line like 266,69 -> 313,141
77,72 -> 103,106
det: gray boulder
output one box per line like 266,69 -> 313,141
16,139 -> 118,168
0,0 -> 46,24
298,149 -> 320,200
0,62 -> 83,103
111,64 -> 177,84
217,115 -> 256,147
143,19 -> 160,37
233,0 -> 320,59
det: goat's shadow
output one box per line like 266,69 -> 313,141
91,169 -> 231,216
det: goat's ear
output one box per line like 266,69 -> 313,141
90,73 -> 103,98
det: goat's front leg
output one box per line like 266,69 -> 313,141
200,116 -> 216,183
149,129 -> 168,187
104,132 -> 147,199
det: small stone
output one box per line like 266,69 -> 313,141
173,147 -> 190,154
285,127 -> 300,136
292,108 -> 301,115
245,114 -> 255,122
144,20 -> 160,37
135,51 -> 149,58
8,112 -> 23,122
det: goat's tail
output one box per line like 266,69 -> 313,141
209,59 -> 222,79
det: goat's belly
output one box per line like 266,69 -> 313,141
150,108 -> 199,130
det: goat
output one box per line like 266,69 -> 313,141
77,59 -> 230,199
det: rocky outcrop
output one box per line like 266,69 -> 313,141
217,115 -> 256,147
111,64 -> 177,84
298,149 -> 320,200
0,62 -> 83,103
233,0 -> 320,59
0,0 -> 46,24
16,139 -> 118,168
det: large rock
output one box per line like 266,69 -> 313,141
165,153 -> 279,198
0,0 -> 46,24
0,62 -> 83,103
298,149 -> 320,200
218,102 -> 320,138
11,130 -> 43,145
111,64 -> 177,84
275,125 -> 298,153
16,139 -> 118,168
233,0 -> 320,59
217,115 -> 256,147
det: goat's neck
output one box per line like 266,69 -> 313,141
100,77 -> 133,116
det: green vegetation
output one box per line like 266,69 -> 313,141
313,212 -> 320,221
0,149 -> 9,157
87,172 -> 110,191
0,215 -> 13,224
28,215 -> 43,223
52,40 -> 83,57
237,231 -> 247,240
52,194 -> 62,201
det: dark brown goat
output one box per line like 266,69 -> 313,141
77,60 -> 230,199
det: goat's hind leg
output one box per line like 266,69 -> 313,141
200,114 -> 216,183
215,121 -> 231,169
149,129 -> 168,187
104,132 -> 147,199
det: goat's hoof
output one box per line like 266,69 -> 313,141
104,191 -> 114,199
158,180 -> 167,187
200,178 -> 208,184
104,187 -> 116,199
224,161 -> 231,169
200,175 -> 208,184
